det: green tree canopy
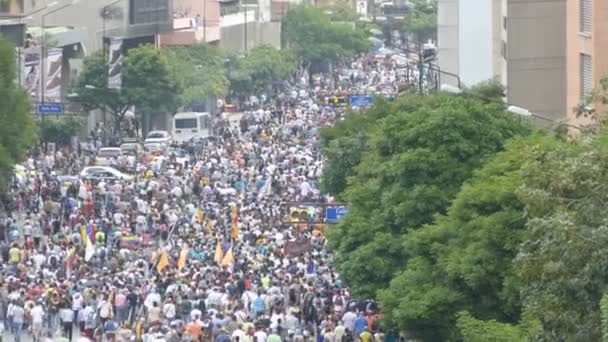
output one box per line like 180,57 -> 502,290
378,135 -> 556,340
165,43 -> 229,110
0,36 -> 37,186
283,4 -> 370,65
123,44 -> 180,114
73,44 -> 180,131
404,0 -> 437,42
514,132 -> 608,341
326,92 -> 530,301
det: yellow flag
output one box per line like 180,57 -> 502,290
221,244 -> 234,267
196,208 -> 205,223
205,219 -> 214,235
231,220 -> 240,241
156,250 -> 170,273
178,248 -> 188,271
80,225 -> 87,247
214,241 -> 224,264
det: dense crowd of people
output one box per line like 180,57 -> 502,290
0,54 -> 406,342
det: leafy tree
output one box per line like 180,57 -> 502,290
225,45 -> 296,101
283,4 -> 370,66
322,0 -> 359,22
457,311 -> 526,342
122,44 -> 180,115
165,43 -> 229,110
73,44 -> 180,133
71,50 -> 131,132
377,135 -> 556,340
327,92 -> 530,300
245,45 -> 296,90
39,116 -> 83,145
404,0 -> 437,42
514,133 -> 608,341
320,98 -> 394,196
0,36 -> 37,187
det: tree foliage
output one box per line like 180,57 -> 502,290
378,135 -> 554,340
225,45 -> 296,100
514,133 -> 608,341
283,4 -> 370,65
326,92 -> 530,302
165,43 -> 229,110
0,36 -> 37,186
122,44 -> 180,114
457,311 -> 526,342
39,116 -> 83,145
73,44 -> 180,131
404,0 -> 437,42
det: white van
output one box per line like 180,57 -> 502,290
172,112 -> 212,144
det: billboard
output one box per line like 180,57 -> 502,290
23,52 -> 40,101
44,48 -> 62,102
107,38 -> 123,89
129,0 -> 170,25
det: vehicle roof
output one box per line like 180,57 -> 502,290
173,112 -> 209,119
99,147 -> 121,151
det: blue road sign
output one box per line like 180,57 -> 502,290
37,102 -> 64,115
349,95 -> 374,107
326,206 -> 349,223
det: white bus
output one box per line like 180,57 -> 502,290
172,112 -> 212,143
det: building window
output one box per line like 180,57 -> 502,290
503,16 -> 507,31
580,0 -> 592,33
501,41 -> 507,59
580,53 -> 592,99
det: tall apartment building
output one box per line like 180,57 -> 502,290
438,0 -> 585,125
437,0 -> 507,87
566,0 -> 608,126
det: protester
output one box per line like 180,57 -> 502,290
0,51 -> 405,341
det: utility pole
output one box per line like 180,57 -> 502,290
203,0 -> 207,42
418,40 -> 423,95
243,4 -> 247,52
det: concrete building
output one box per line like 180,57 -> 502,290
438,0 -> 568,124
565,0 -> 608,126
437,0 -> 506,87
507,0 -> 567,122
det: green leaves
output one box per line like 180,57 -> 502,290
123,45 -> 180,114
73,44 -> 180,130
165,43 -> 229,109
0,37 -> 37,187
324,91 -> 530,320
283,4 -> 370,65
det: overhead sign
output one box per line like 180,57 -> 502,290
129,0 -> 170,25
37,102 -> 64,115
349,95 -> 374,107
326,206 -> 348,223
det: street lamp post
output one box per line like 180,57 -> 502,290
40,0 -> 79,121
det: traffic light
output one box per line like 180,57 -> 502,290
327,97 -> 347,106
290,209 -> 309,222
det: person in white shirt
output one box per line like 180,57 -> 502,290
162,300 -> 176,320
254,326 -> 268,342
231,326 -> 247,342
30,303 -> 45,341
59,307 -> 75,341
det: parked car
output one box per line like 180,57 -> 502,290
120,142 -> 144,157
95,147 -> 121,166
144,130 -> 172,145
79,166 -> 132,181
